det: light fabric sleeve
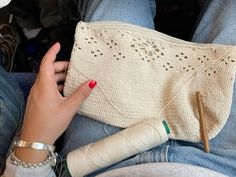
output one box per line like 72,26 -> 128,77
2,156 -> 56,177
97,163 -> 229,177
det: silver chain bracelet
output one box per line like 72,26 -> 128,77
10,151 -> 58,168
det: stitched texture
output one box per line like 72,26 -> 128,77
64,21 -> 236,142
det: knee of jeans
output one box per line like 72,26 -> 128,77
82,0 -> 156,29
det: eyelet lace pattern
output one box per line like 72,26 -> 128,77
65,21 -> 236,142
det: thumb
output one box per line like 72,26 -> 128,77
41,43 -> 60,67
65,80 -> 97,113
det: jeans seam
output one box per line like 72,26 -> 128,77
160,144 -> 169,162
15,87 -> 25,134
150,0 -> 157,18
165,145 -> 170,162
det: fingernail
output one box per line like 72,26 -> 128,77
53,42 -> 59,46
89,80 -> 97,89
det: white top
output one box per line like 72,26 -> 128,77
98,163 -> 228,177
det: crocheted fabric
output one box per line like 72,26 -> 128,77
64,21 -> 236,142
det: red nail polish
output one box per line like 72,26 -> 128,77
89,80 -> 97,89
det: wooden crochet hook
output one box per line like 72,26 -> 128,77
196,91 -> 210,153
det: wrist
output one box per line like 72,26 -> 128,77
15,147 -> 49,164
20,128 -> 56,145
12,149 -> 58,168
13,140 -> 56,164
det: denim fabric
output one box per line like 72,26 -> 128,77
8,73 -> 36,100
192,0 -> 236,45
60,0 -> 236,177
80,0 -> 156,29
0,66 -> 25,174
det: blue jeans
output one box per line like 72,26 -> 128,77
192,0 -> 236,45
60,0 -> 236,177
0,66 -> 25,174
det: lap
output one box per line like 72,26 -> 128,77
61,83 -> 236,176
61,0 -> 236,176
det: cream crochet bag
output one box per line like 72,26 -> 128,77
64,21 -> 236,141
64,21 -> 236,177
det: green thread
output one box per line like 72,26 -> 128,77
63,161 -> 72,177
162,120 -> 170,134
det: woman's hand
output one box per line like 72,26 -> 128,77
15,43 -> 97,163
